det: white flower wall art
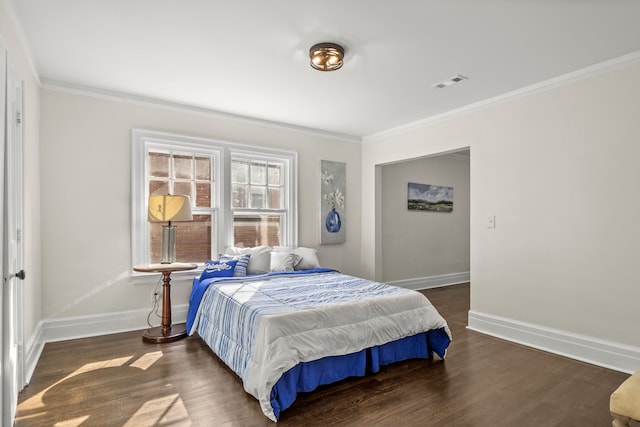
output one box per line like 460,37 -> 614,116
320,160 -> 346,244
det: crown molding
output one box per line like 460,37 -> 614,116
40,78 -> 362,144
363,50 -> 640,143
37,48 -> 640,145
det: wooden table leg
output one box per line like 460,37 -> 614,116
142,270 -> 187,343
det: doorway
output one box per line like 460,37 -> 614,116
378,148 -> 470,287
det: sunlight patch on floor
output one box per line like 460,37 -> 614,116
130,351 -> 163,371
53,415 -> 90,427
123,393 -> 191,427
16,351 -> 165,422
17,356 -> 133,412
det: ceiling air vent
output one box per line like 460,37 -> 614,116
432,74 -> 468,89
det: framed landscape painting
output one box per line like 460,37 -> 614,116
408,182 -> 453,212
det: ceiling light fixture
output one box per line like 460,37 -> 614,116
309,42 -> 345,72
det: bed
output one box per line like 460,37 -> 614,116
186,267 -> 451,422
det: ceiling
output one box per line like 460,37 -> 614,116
10,0 -> 640,140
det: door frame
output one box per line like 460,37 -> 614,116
2,42 -> 25,427
0,39 -> 6,427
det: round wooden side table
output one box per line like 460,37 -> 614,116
133,263 -> 197,343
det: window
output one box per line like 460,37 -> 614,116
231,156 -> 287,247
132,130 -> 297,271
148,150 -> 215,263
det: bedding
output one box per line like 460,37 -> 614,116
218,253 -> 251,277
187,269 -> 451,422
200,259 -> 237,279
269,252 -> 301,272
272,246 -> 321,270
224,245 -> 272,274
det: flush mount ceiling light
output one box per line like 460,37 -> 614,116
309,42 -> 345,72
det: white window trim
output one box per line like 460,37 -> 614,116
131,129 -> 298,276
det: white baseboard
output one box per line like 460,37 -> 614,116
42,304 -> 189,343
468,310 -> 640,374
387,271 -> 470,291
24,322 -> 44,385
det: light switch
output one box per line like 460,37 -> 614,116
488,215 -> 496,229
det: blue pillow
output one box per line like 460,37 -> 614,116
200,259 -> 238,280
219,253 -> 251,277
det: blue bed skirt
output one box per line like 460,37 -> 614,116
270,327 -> 451,420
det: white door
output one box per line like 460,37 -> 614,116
2,48 -> 25,427
0,42 -> 6,427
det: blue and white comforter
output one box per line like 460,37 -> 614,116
187,269 -> 451,422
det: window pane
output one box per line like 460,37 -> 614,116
174,182 -> 192,200
250,187 -> 266,209
251,161 -> 267,185
149,152 -> 170,178
232,184 -> 248,208
149,151 -> 169,178
268,163 -> 281,186
195,156 -> 211,180
268,187 -> 281,209
149,180 -> 169,196
150,214 -> 212,263
232,160 -> 249,184
174,154 -> 193,180
233,215 -> 280,247
195,182 -> 211,208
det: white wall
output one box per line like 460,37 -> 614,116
39,88 -> 361,320
362,61 -> 640,355
0,1 -> 42,363
380,155 -> 469,282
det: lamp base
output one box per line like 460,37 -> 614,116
161,224 -> 177,264
142,323 -> 187,343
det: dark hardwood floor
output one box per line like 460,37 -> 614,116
16,283 -> 635,427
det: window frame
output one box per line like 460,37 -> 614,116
131,129 -> 298,275
229,149 -> 295,247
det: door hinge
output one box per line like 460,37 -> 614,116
16,111 -> 22,126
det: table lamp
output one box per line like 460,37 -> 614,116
148,194 -> 193,264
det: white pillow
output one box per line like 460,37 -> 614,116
225,245 -> 272,275
270,252 -> 301,272
273,246 -> 321,270
292,247 -> 321,270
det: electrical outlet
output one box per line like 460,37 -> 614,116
488,215 -> 496,229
